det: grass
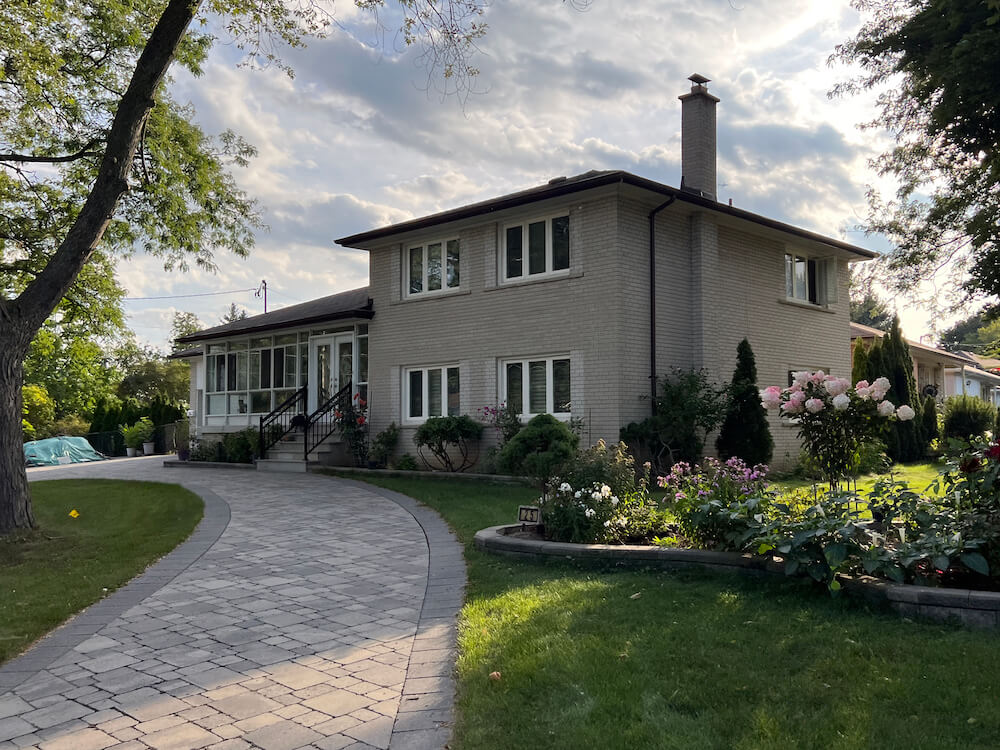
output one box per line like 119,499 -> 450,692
771,461 -> 942,495
352,473 -> 1000,750
0,479 -> 203,665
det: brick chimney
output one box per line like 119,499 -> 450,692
678,73 -> 719,201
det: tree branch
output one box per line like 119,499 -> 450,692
0,140 -> 103,163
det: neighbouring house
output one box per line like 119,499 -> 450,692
850,322 -> 1000,406
176,75 -> 876,471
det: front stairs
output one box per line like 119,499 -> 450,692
255,432 -> 346,473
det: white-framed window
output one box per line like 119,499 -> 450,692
407,239 -> 460,296
405,365 -> 460,421
784,253 -> 838,306
503,214 -> 570,281
205,331 -> 311,416
502,356 -> 571,418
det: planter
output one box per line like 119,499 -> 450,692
143,441 -> 156,455
126,447 -> 137,457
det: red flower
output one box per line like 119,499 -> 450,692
357,416 -> 366,425
358,398 -> 367,407
353,392 -> 360,400
334,410 -> 342,419
960,457 -> 983,474
987,444 -> 1000,460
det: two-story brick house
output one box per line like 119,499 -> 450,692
176,75 -> 875,470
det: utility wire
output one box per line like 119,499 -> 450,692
123,287 -> 256,301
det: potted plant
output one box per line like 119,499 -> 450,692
176,420 -> 191,461
121,417 -> 154,457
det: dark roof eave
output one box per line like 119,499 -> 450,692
336,170 -> 877,260
176,308 -> 374,344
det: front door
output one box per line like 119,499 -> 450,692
309,334 -> 353,412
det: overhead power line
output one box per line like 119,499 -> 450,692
123,287 -> 256,301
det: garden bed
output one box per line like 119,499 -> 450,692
475,523 -> 1000,629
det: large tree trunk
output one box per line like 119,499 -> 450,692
0,0 -> 202,535
0,335 -> 34,534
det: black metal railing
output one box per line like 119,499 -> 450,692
303,382 -> 352,460
258,386 -> 308,459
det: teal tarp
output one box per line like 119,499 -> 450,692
23,436 -> 106,467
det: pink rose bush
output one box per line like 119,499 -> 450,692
760,370 -> 915,490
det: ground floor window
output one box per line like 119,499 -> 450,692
405,365 -> 460,421
502,356 -> 571,418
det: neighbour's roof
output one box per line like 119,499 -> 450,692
168,347 -> 202,359
959,351 -> 1000,372
336,169 -> 878,259
176,287 -> 373,344
850,322 -> 982,368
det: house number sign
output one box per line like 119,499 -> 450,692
517,505 -> 541,523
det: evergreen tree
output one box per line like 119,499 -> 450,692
881,317 -> 924,462
716,339 -> 773,466
921,395 -> 939,450
852,339 -> 869,386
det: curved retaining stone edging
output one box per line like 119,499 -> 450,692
475,523 -> 1000,630
162,459 -> 256,470
0,485 -> 231,692
316,465 -> 530,485
328,476 -> 467,750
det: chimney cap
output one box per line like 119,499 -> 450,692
688,73 -> 711,85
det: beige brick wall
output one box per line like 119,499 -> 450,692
363,187 -> 853,472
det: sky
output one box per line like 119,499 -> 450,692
120,0 -> 938,350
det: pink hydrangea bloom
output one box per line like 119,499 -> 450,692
805,398 -> 825,413
896,404 -> 915,421
791,371 -> 812,387
832,393 -> 850,410
877,400 -> 896,417
781,400 -> 804,415
824,377 -> 850,397
789,390 -> 807,404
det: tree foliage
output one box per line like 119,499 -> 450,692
938,312 -> 1000,357
849,267 -> 894,331
716,339 -> 773,466
834,0 -> 1000,313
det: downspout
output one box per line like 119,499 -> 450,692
648,196 -> 676,415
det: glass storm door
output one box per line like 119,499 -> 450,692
309,334 -> 353,412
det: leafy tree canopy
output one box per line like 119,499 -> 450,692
22,329 -> 120,419
849,267 -> 894,331
170,311 -> 203,351
938,312 -> 1000,357
220,302 -> 248,323
834,0 -> 1000,313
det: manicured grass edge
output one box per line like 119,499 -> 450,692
0,482 -> 230,691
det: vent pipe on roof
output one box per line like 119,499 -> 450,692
678,73 -> 720,201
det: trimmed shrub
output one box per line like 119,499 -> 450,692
716,338 -> 773,466
413,415 -> 483,472
943,395 -> 997,441
498,414 -> 578,487
560,440 -> 643,498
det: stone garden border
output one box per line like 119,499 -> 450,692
474,523 -> 1000,630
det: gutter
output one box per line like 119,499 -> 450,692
648,197 -> 676,413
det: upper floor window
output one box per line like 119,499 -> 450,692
784,253 -> 837,306
503,215 -> 570,281
502,356 -> 571,418
407,239 -> 460,296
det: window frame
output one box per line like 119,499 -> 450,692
405,237 -> 461,298
784,252 -> 837,307
501,355 -> 572,420
403,364 -> 461,423
501,212 -> 571,283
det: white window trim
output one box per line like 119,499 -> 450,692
501,212 -> 571,283
500,355 -> 572,420
403,364 -> 460,423
783,252 -> 838,308
405,238 -> 460,298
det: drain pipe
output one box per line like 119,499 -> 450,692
648,196 -> 676,415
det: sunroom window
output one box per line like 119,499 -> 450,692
407,239 -> 460,296
504,215 -> 570,281
502,356 -> 571,418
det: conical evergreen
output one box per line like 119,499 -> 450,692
716,338 -> 773,465
921,395 -> 939,450
852,339 -> 869,386
881,316 -> 924,462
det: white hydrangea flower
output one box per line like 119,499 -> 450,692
574,491 -> 582,499
584,508 -> 595,518
610,497 -> 619,506
600,484 -> 612,498
559,482 -> 572,492
832,393 -> 850,411
591,491 -> 602,501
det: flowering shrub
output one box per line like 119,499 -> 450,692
334,393 -> 368,466
761,371 -> 915,491
658,457 -> 771,549
538,480 -> 668,544
561,440 -> 644,499
476,402 -> 522,445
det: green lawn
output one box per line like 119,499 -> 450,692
353,473 -> 1000,750
771,461 -> 942,495
0,479 -> 203,664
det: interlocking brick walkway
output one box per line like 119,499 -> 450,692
0,458 -> 464,750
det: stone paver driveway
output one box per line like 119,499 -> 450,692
0,458 -> 464,750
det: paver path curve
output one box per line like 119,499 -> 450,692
0,458 -> 464,750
